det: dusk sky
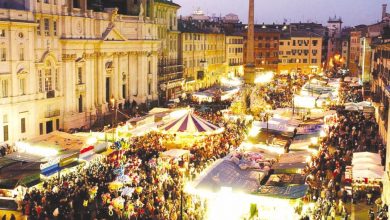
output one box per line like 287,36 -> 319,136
175,0 -> 388,27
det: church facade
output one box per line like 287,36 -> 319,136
0,0 -> 161,143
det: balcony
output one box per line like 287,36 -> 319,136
229,62 -> 243,66
46,90 -> 55,99
76,83 -> 86,93
159,72 -> 184,83
158,65 -> 184,76
45,109 -> 60,118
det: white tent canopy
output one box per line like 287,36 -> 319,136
352,152 -> 384,180
252,118 -> 297,134
161,149 -> 190,159
353,152 -> 381,161
352,169 -> 384,180
352,163 -> 384,172
352,157 -> 382,166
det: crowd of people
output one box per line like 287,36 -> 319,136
20,109 -> 246,220
0,143 -> 13,157
303,108 -> 387,219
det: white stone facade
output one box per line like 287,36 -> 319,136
0,0 -> 160,144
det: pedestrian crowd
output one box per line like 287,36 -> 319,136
20,110 -> 246,220
302,109 -> 387,219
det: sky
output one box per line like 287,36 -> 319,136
174,0 -> 388,27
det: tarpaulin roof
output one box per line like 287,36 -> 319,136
194,159 -> 266,193
160,111 -> 220,133
265,174 -> 306,187
255,185 -> 309,199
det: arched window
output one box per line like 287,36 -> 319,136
45,66 -> 52,91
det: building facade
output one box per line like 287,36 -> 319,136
179,20 -> 226,91
225,35 -> 244,77
0,0 -> 160,144
278,31 -> 322,74
326,17 -> 343,64
243,27 -> 280,73
349,28 -> 366,76
154,0 -> 183,103
370,41 -> 390,206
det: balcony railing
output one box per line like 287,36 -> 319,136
159,72 -> 184,83
46,90 -> 55,99
45,109 -> 60,118
229,62 -> 243,66
158,65 -> 184,76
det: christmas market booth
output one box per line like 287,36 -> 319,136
351,152 -> 384,189
15,131 -> 101,179
186,148 -> 308,220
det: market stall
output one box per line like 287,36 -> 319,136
351,152 -> 384,190
15,131 -> 99,178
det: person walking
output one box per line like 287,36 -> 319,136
369,208 -> 375,220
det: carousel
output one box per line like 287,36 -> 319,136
159,110 -> 224,148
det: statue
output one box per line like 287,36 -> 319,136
139,2 -> 144,17
111,8 -> 118,23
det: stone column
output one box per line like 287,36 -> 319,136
137,52 -> 147,102
112,53 -> 119,102
117,53 -> 123,101
96,53 -> 103,106
130,52 -> 138,98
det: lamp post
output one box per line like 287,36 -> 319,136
110,95 -> 117,142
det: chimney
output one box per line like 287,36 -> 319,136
383,4 -> 387,20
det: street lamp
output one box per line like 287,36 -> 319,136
110,95 -> 117,142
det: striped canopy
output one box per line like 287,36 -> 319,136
161,112 -> 221,134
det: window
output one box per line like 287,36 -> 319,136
37,19 -> 41,35
39,123 -> 43,135
311,59 -> 317,63
19,47 -> 24,61
312,40 -> 318,46
19,78 -> 26,95
279,42 -> 284,46
3,115 -> 8,124
55,69 -> 59,90
1,79 -> 8,97
303,59 -> 308,63
3,125 -> 8,141
53,21 -> 57,36
56,119 -> 59,130
21,118 -> 26,133
0,30 -> 5,37
77,67 -> 83,84
78,95 -> 83,113
45,69 -> 52,91
44,18 -> 50,36
1,48 -> 6,61
44,0 -> 49,3
148,82 -> 151,95
148,61 -> 151,74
